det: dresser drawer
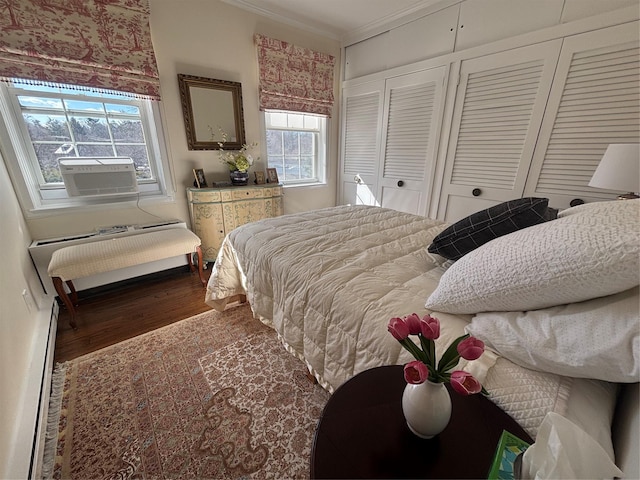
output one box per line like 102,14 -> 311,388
188,189 -> 222,203
222,188 -> 264,201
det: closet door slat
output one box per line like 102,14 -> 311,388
343,92 -> 380,176
532,41 -> 639,199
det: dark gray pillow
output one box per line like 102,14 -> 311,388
428,197 -> 551,261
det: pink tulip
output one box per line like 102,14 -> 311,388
420,314 -> 440,340
404,313 -> 422,335
388,317 -> 410,340
450,370 -> 482,395
404,360 -> 429,384
457,337 -> 485,361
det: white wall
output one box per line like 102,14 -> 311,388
24,0 -> 341,240
0,149 -> 53,479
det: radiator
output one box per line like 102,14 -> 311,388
29,220 -> 188,295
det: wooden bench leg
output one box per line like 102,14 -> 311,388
52,277 -> 77,329
186,246 -> 206,287
66,280 -> 78,305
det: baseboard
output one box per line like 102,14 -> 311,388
30,299 -> 58,479
4,298 -> 58,480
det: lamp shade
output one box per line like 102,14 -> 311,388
589,144 -> 640,193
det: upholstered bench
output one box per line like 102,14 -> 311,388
48,228 -> 206,328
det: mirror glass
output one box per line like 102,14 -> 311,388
178,74 -> 246,150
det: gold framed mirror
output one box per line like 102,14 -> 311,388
178,74 -> 246,150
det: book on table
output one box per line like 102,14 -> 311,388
488,429 -> 531,479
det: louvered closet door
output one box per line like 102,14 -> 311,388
339,81 -> 384,206
378,67 -> 447,216
437,40 -> 562,222
524,22 -> 640,208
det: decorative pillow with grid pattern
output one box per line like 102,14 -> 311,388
427,197 -> 552,261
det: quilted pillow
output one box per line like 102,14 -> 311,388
425,199 -> 640,313
466,287 -> 640,382
428,197 -> 551,260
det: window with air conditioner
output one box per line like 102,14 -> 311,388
0,80 -> 174,212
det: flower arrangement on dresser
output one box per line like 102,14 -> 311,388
387,313 -> 487,438
209,126 -> 259,185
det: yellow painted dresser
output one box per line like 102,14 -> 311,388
187,184 -> 284,262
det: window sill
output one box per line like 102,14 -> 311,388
25,192 -> 176,218
282,181 -> 327,188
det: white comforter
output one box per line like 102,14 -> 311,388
206,206 -> 484,387
205,205 -> 615,441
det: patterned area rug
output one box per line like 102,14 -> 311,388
43,305 -> 330,479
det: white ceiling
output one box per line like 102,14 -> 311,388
222,0 -> 445,42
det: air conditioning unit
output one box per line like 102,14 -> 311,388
59,157 -> 138,197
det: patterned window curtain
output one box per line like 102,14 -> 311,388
0,0 -> 161,100
255,34 -> 335,117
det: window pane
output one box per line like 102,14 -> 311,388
300,132 -> 313,154
300,156 -> 314,177
269,112 -> 288,127
77,144 -> 114,157
304,116 -> 318,129
283,131 -> 299,154
268,154 -> 284,167
287,113 -> 304,128
266,130 -> 283,155
18,96 -> 63,109
111,119 -> 144,142
69,116 -> 110,142
64,99 -> 104,112
22,114 -> 71,142
33,143 -> 64,183
284,156 -> 300,180
106,104 -> 140,115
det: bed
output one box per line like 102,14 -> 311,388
205,199 -> 639,476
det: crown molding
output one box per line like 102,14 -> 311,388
220,0 -> 342,40
220,0 -> 456,45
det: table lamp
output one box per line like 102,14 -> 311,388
588,144 -> 640,199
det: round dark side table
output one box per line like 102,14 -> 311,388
310,365 -> 533,479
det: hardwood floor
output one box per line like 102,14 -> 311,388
54,266 -> 213,363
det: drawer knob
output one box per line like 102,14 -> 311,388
570,198 -> 584,207
397,180 -> 404,187
472,188 -> 482,197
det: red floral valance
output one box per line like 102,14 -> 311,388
255,34 -> 335,117
0,0 -> 161,100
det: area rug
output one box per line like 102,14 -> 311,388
43,304 -> 331,479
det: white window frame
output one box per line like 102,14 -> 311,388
263,110 -> 327,186
0,81 -> 175,214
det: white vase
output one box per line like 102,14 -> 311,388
402,380 -> 452,439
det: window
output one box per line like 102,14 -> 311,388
264,110 -> 327,185
0,80 -> 173,211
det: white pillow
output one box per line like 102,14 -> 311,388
425,200 -> 640,314
465,287 -> 640,382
